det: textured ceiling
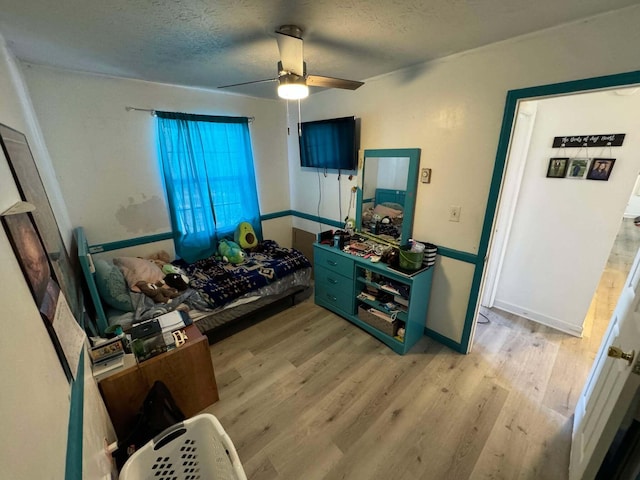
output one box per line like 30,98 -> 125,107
0,0 -> 637,99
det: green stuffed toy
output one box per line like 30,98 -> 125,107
218,239 -> 246,264
234,222 -> 258,249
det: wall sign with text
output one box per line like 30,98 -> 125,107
552,134 -> 625,148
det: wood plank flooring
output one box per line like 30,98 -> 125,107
201,218 -> 640,480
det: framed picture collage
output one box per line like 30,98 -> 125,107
546,157 -> 616,181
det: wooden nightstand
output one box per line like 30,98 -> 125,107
98,324 -> 218,438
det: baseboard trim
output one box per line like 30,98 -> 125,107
492,299 -> 583,337
424,327 -> 465,353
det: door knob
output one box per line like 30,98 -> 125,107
607,346 -> 635,366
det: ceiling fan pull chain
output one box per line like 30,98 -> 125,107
298,99 -> 302,137
286,100 -> 290,135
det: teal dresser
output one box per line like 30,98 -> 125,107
314,243 -> 434,354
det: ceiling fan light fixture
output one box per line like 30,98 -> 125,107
278,74 -> 309,100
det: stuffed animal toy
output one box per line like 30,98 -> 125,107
162,263 -> 185,276
135,280 -> 180,303
147,250 -> 171,268
164,273 -> 190,291
218,239 -> 246,264
234,222 -> 258,249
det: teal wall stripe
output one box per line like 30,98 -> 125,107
436,246 -> 477,264
89,232 -> 174,253
65,350 -> 84,480
289,210 -> 345,228
266,210 -> 480,264
89,214 -> 307,252
261,210 -> 293,221
87,211 -> 478,264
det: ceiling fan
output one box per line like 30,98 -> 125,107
218,25 -> 364,99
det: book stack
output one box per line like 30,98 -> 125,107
90,337 -> 125,377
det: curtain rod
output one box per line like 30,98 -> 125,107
125,106 -> 254,122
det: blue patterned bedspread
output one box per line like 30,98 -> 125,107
172,240 -> 311,308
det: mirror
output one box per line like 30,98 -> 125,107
356,148 -> 421,245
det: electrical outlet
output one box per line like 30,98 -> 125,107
449,205 -> 461,222
421,168 -> 431,184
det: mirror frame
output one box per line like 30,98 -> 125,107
355,148 -> 421,245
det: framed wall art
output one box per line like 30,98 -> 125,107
0,123 -> 81,318
586,158 -> 616,181
2,211 -> 52,305
546,157 -> 569,178
1,210 -> 72,380
566,158 -> 590,180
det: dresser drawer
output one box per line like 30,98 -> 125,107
315,266 -> 355,315
314,246 -> 354,279
315,265 -> 354,295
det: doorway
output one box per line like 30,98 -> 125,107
463,70 -> 640,479
480,88 -> 640,340
462,70 -> 640,354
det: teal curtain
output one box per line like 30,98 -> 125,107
156,111 -> 262,263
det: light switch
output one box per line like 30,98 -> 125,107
421,168 -> 431,183
449,205 -> 461,222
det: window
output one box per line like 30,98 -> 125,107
156,112 -> 261,263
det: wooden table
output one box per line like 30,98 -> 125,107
98,324 -> 218,438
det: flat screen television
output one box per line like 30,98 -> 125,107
299,116 -> 358,170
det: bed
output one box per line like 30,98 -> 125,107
76,227 -> 312,338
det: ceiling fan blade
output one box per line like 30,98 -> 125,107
306,75 -> 364,90
275,30 -> 304,76
218,77 -> 277,89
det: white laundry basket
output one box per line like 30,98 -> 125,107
118,413 -> 247,480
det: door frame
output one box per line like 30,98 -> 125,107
464,69 -> 640,352
480,101 -> 538,308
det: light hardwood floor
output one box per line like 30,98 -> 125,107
202,219 -> 640,480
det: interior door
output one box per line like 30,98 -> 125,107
481,102 -> 537,308
569,245 -> 640,480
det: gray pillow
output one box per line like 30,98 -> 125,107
94,259 -> 134,312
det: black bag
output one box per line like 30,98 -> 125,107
114,380 -> 185,469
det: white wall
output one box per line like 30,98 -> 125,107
493,91 -> 640,335
290,5 -> 640,346
286,105 -> 359,233
0,38 -> 70,480
0,36 -> 117,480
21,66 -> 293,249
